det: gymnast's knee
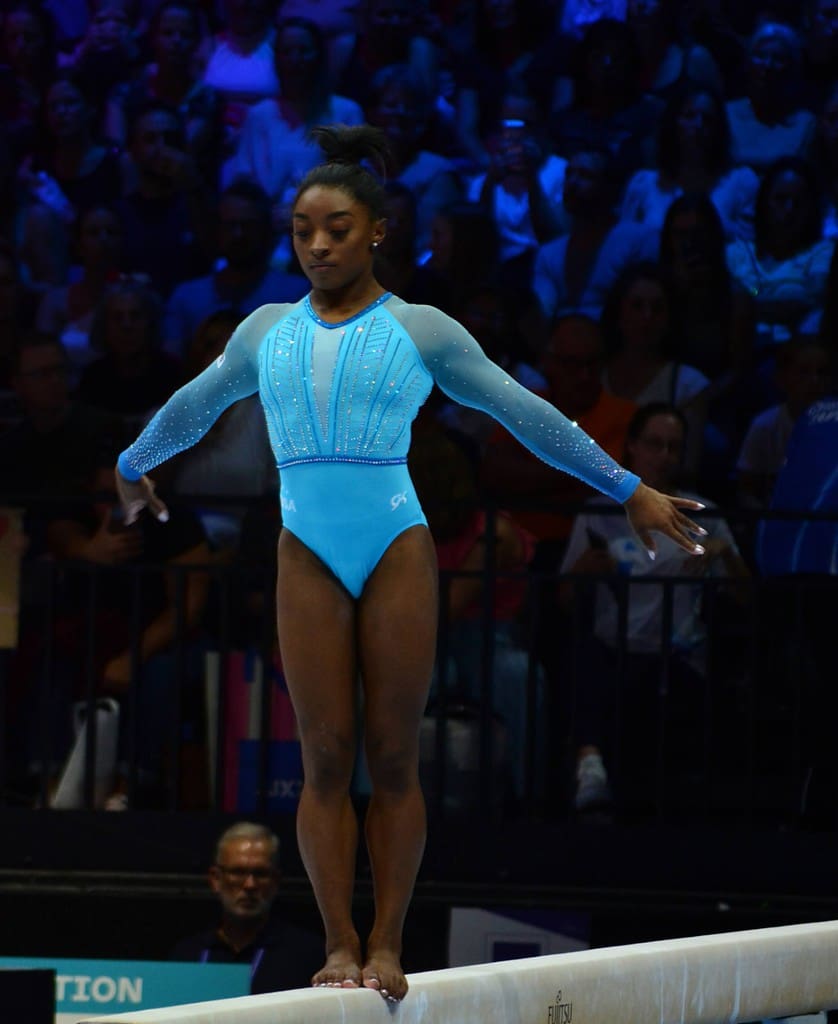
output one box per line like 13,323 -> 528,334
301,732 -> 356,795
365,739 -> 419,795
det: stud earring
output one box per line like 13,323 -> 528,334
371,241 -> 380,249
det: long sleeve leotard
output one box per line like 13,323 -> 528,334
118,293 -> 639,595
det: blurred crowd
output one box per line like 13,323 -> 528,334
0,0 -> 836,819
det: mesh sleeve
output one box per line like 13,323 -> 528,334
117,304 -> 285,479
400,304 -> 640,504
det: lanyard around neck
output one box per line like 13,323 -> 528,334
200,944 -> 266,982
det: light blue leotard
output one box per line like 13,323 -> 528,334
118,293 -> 640,597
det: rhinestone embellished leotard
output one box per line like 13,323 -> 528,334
118,293 -> 640,596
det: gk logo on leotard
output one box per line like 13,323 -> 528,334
390,491 -> 408,511
280,492 -> 297,514
547,989 -> 572,1024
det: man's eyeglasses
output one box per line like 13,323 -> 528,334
214,865 -> 275,883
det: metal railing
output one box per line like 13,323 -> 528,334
1,497 -> 835,830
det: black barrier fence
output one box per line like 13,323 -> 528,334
0,498 -> 835,829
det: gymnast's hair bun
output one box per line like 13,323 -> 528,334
311,124 -> 391,176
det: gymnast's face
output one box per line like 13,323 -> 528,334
292,185 -> 385,292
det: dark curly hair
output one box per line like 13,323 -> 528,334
656,86 -> 731,181
600,261 -> 677,358
293,124 -> 393,220
754,156 -> 822,257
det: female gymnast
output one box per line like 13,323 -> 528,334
114,124 -> 707,1003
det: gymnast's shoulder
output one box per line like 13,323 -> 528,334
228,301 -> 305,352
385,297 -> 463,337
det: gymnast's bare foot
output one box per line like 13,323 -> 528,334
312,943 -> 363,989
362,948 -> 408,1002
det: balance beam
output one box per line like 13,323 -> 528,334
81,919 -> 838,1024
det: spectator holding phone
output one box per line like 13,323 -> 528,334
114,101 -> 212,298
469,94 -> 568,289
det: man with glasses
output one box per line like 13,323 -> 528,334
169,822 -> 323,992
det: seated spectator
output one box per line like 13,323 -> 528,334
36,204 -> 124,373
221,16 -> 363,261
548,18 -> 664,179
736,338 -> 834,508
332,0 -> 440,114
0,332 -> 120,781
0,333 -> 124,550
170,822 -> 323,992
61,0 -> 143,100
17,69 -> 124,286
372,182 -> 450,307
660,193 -> 754,383
445,0 -> 554,171
110,0 -> 222,186
532,145 -> 659,322
659,194 -> 757,495
421,202 -> 501,318
115,101 -> 213,297
468,92 -> 568,290
157,309 -> 278,553
78,276 -> 183,432
600,261 -> 710,480
725,22 -> 816,172
277,0 -> 360,78
35,69 -> 125,209
620,86 -> 759,240
32,451 -> 210,809
58,0 -> 145,134
627,0 -> 723,102
201,0 -> 279,157
409,420 -> 541,805
726,157 -> 834,350
0,1 -> 58,163
558,401 -> 748,815
365,62 -> 462,257
480,314 -> 637,559
163,180 -> 307,358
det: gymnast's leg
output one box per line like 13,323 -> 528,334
275,528 -> 362,987
357,524 -> 439,1000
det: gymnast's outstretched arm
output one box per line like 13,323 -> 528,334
401,304 -> 706,556
114,303 -> 289,522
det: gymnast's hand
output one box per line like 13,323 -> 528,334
114,467 -> 169,525
623,481 -> 707,560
